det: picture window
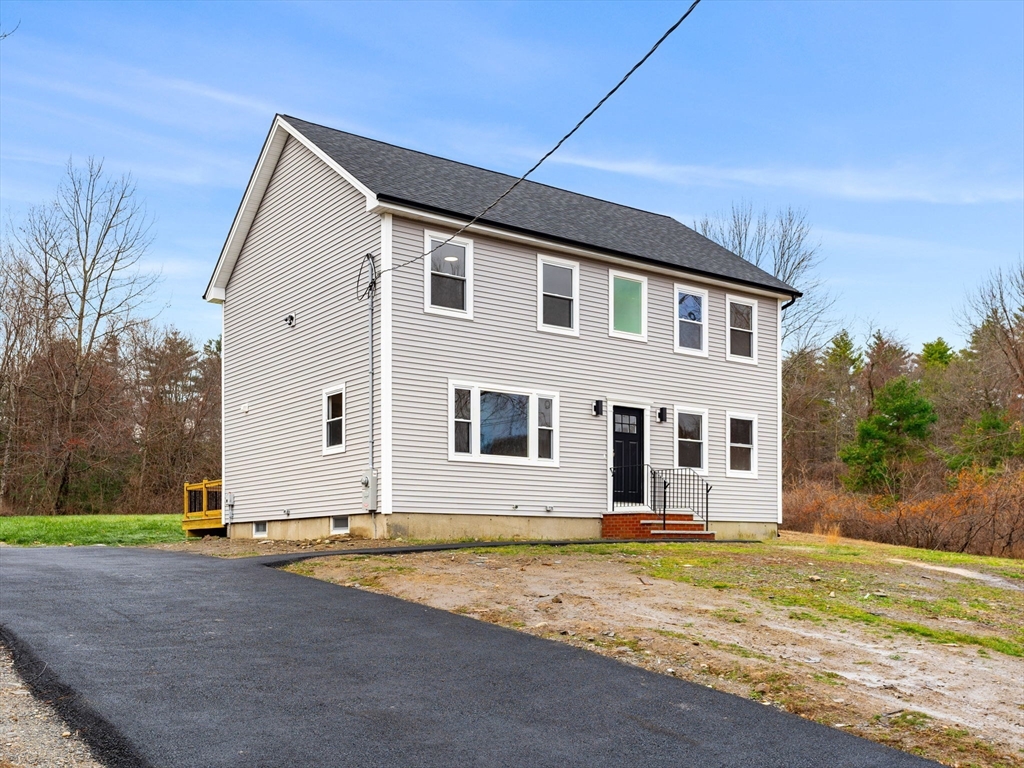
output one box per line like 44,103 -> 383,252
450,383 -> 558,464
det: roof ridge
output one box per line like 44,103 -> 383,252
281,114 -> 679,224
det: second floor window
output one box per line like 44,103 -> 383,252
727,296 -> 757,362
609,270 -> 647,340
425,233 -> 472,317
538,256 -> 579,334
675,285 -> 708,355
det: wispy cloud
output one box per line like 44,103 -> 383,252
549,153 -> 1023,205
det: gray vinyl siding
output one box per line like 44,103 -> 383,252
222,136 -> 380,522
390,216 -> 780,523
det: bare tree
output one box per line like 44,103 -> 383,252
13,159 -> 156,513
696,201 -> 834,348
964,257 -> 1024,405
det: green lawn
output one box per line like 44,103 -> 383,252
0,514 -> 185,546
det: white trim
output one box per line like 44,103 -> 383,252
205,115 -> 379,303
605,400 -> 652,512
537,254 -> 580,336
725,410 -> 758,478
220,308 -> 227,525
423,230 -> 474,319
381,213 -> 394,516
448,380 -> 559,467
331,515 -> 351,534
371,200 -> 797,301
607,269 -> 648,342
673,406 -> 709,476
777,298 -> 784,525
726,294 -> 758,364
322,383 -> 347,455
673,283 -> 709,357
253,521 -> 268,538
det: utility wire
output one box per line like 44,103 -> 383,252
375,0 -> 702,281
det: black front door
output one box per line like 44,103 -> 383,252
612,406 -> 645,505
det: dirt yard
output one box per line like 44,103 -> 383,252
284,533 -> 1024,768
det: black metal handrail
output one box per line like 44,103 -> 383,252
610,464 -> 712,531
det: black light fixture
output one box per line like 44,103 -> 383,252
592,400 -> 604,417
658,407 -> 668,423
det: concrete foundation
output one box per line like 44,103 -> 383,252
387,512 -> 602,541
709,521 -> 778,541
228,514 -> 377,541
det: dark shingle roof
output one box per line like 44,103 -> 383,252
284,116 -> 798,296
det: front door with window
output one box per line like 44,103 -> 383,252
612,406 -> 645,505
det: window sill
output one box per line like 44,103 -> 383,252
449,453 -> 559,468
322,445 -> 347,456
674,346 -> 709,358
725,469 -> 758,479
726,354 -> 758,365
425,305 -> 473,320
608,329 -> 647,343
538,323 -> 579,337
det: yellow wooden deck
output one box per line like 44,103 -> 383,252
182,479 -> 224,535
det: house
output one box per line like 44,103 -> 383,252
204,115 -> 799,542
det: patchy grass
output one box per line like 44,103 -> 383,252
0,514 -> 184,546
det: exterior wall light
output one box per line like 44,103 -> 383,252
658,407 -> 668,423
592,400 -> 604,417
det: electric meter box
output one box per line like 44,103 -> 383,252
360,468 -> 378,512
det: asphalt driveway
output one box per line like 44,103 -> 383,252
0,546 -> 939,767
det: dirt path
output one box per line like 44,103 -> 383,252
289,535 -> 1024,768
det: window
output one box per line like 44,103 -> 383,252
253,521 -> 268,538
675,408 -> 708,474
537,255 -> 579,334
331,516 -> 350,534
675,285 -> 708,356
727,296 -> 757,362
449,382 -> 558,464
322,385 -> 346,454
424,232 -> 472,317
726,412 -> 757,477
608,270 -> 647,340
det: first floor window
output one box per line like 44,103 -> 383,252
450,383 -> 557,464
323,385 -> 345,452
676,410 -> 705,471
728,414 -> 756,474
609,271 -> 647,339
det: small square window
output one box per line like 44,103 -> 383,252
253,521 -> 268,538
331,516 -> 350,534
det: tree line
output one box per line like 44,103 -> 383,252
1,161 -> 220,516
699,202 -> 1023,557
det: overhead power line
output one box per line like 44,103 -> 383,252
372,0 -> 703,284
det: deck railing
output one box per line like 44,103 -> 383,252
182,479 -> 223,534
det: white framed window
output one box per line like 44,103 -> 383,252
537,255 -> 579,335
253,521 -> 268,538
726,295 -> 757,363
322,384 -> 346,455
448,381 -> 559,465
331,516 -> 350,534
726,411 -> 758,478
424,231 -> 473,318
674,407 -> 708,475
674,284 -> 709,356
608,269 -> 647,341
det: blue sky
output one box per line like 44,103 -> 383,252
1,0 -> 1021,352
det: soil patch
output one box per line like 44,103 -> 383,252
287,533 -> 1024,768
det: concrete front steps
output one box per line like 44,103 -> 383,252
601,511 -> 716,541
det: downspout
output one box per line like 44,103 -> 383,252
781,295 -> 797,312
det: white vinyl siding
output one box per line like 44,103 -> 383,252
222,136 -> 380,523
390,216 -> 780,523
